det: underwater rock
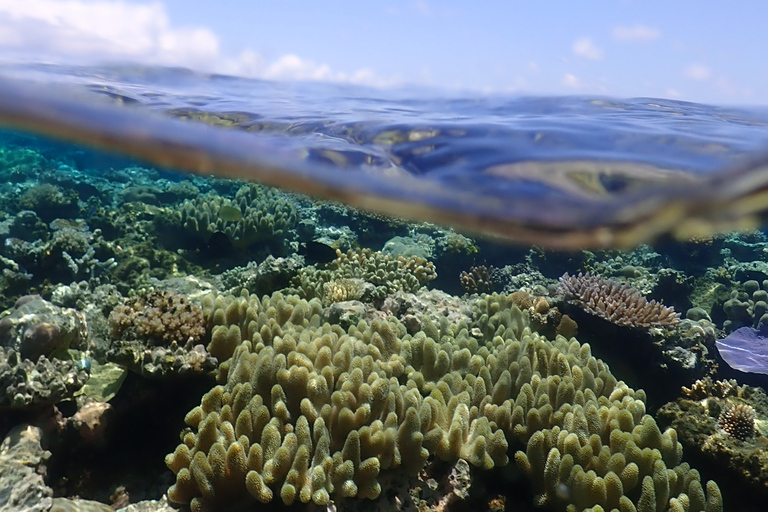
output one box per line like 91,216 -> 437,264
323,299 -> 376,328
658,381 -> 768,500
715,324 -> 768,376
0,296 -> 86,360
0,346 -> 89,408
0,424 -> 53,512
382,234 -> 433,259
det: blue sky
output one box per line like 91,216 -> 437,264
0,0 -> 766,105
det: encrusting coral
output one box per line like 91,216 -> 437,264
167,291 -> 722,512
559,272 -> 681,329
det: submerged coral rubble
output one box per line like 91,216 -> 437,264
166,292 -> 722,512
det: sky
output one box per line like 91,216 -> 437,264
0,0 -> 766,105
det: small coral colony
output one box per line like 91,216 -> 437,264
4,135 -> 768,512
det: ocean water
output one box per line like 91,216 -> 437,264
0,64 -> 767,511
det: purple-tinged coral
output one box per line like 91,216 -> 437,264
715,324 -> 768,376
558,272 -> 680,328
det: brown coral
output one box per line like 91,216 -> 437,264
718,401 -> 756,441
459,265 -> 495,294
108,289 -> 206,346
558,272 -> 680,328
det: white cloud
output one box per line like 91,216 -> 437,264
612,24 -> 661,42
572,37 -> 603,60
0,0 -> 220,67
0,0 -> 392,87
685,63 -> 712,81
563,73 -> 581,88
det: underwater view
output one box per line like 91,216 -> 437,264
3,64 -> 768,512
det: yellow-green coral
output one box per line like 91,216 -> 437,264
289,248 -> 437,302
168,292 -> 722,512
322,278 -> 365,306
176,183 -> 297,249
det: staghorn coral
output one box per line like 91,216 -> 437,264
167,291 -> 721,512
558,272 -> 680,328
176,183 -> 297,249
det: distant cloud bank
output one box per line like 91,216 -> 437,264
0,0 -> 390,86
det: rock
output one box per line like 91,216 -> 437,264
0,424 -> 53,512
50,498 -> 113,512
0,297 -> 86,360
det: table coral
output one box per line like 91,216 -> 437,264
167,292 -> 721,512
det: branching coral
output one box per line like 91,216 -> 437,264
558,272 -> 680,328
459,265 -> 495,294
108,289 -> 205,346
176,183 -> 297,249
289,248 -> 437,303
167,291 -> 721,512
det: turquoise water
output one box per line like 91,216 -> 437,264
1,64 -> 768,511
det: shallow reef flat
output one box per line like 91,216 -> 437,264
4,132 -> 768,512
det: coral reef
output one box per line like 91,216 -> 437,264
322,278 -> 366,306
175,183 -> 298,249
167,291 -> 720,511
718,402 -> 756,441
459,265 -> 496,294
289,248 -> 437,303
721,279 -> 768,332
559,272 -> 681,328
658,381 -> 768,500
108,290 -> 206,346
107,289 -> 216,378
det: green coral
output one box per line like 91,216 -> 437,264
176,183 -> 297,249
288,248 -> 437,302
167,292 -> 722,512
